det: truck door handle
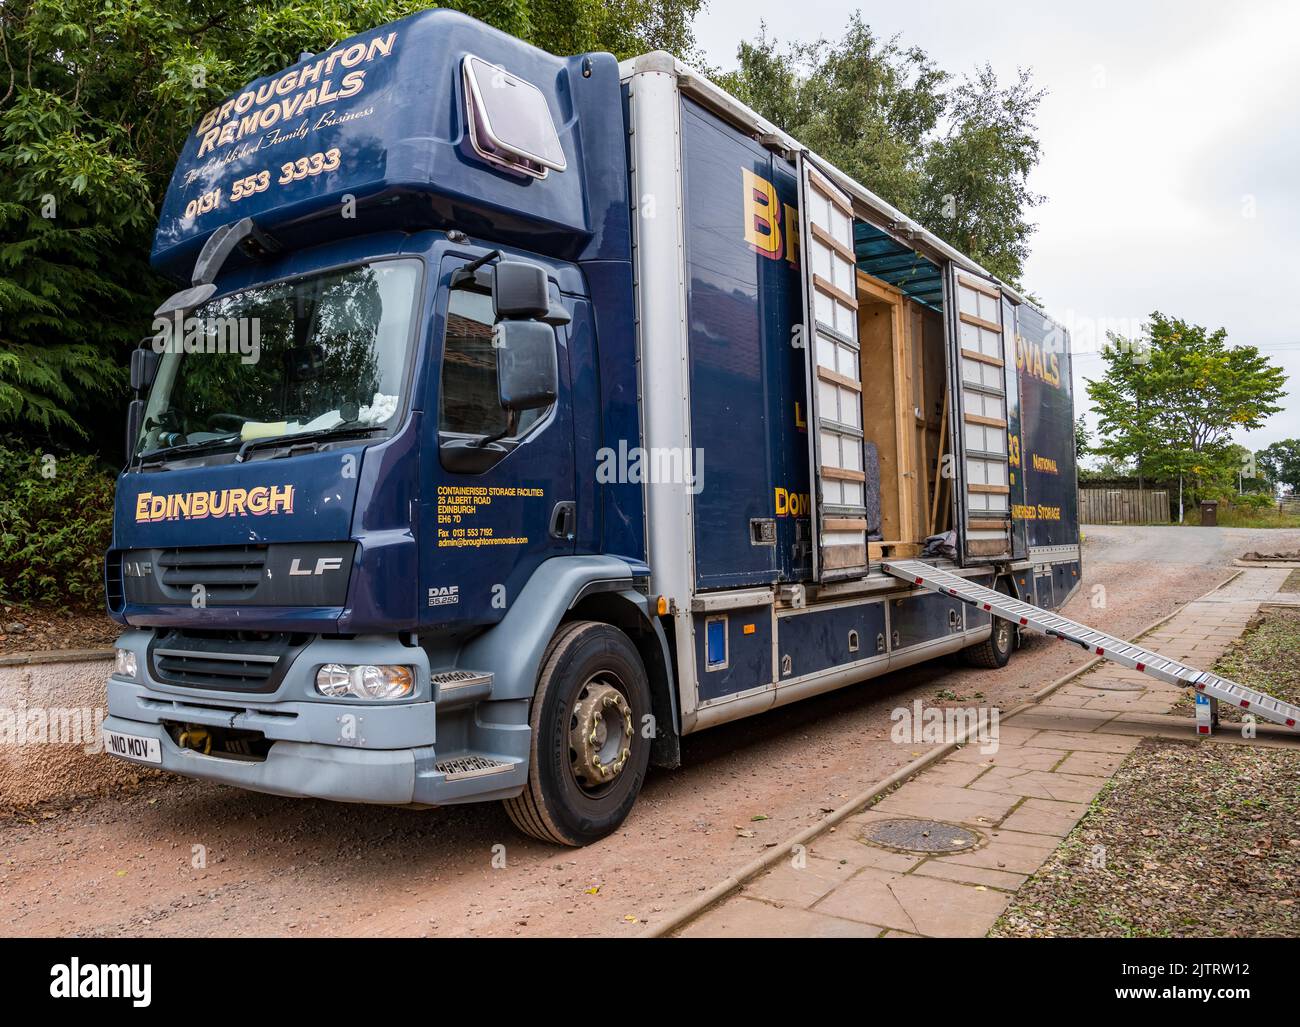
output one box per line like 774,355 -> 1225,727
549,501 -> 576,541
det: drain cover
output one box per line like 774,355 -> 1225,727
861,818 -> 979,853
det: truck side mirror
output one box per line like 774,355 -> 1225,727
130,344 -> 161,393
126,397 -> 145,462
496,320 -> 557,412
492,261 -> 549,320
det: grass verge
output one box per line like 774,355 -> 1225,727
989,739 -> 1300,937
990,606 -> 1300,938
1169,607 -> 1300,723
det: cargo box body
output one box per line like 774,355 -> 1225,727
627,57 -> 1080,600
625,53 -> 1081,727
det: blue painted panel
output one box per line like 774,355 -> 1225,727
890,592 -> 966,649
417,247 -> 577,631
694,611 -> 773,702
153,10 -> 630,278
1016,305 -> 1080,551
680,99 -> 808,590
113,444 -> 365,550
778,602 -> 886,680
1034,570 -> 1056,610
1053,561 -> 1080,608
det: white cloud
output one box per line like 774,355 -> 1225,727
696,0 -> 1300,448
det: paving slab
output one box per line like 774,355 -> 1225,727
913,858 -> 1028,892
872,782 -> 1023,827
826,871 -> 1013,938
670,568 -> 1288,939
967,767 -> 1107,803
680,896 -> 884,938
1023,730 -> 1141,753
998,797 -> 1091,837
743,856 -> 852,908
946,745 -> 1065,771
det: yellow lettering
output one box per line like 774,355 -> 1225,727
367,32 -> 397,61
742,168 -> 782,258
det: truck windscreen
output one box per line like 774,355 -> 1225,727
136,258 -> 421,460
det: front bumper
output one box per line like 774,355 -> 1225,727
102,712 -> 430,804
104,632 -> 528,806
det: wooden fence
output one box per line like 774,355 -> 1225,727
1079,487 -> 1171,525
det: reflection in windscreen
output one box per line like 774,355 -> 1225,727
138,260 -> 419,456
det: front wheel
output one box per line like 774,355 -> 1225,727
504,621 -> 652,846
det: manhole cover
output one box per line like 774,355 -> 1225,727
861,819 -> 980,853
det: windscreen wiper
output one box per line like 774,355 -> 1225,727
234,423 -> 386,463
137,435 -> 241,467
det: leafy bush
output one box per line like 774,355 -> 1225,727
1229,492 -> 1278,513
0,440 -> 115,608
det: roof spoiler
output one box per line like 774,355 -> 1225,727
153,217 -> 282,318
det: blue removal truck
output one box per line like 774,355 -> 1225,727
103,9 -> 1081,845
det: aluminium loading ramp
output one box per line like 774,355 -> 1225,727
880,559 -> 1300,736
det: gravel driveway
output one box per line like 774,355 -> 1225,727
2,525 -> 1295,937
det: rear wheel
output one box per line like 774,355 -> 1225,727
504,621 -> 652,846
963,613 -> 1015,669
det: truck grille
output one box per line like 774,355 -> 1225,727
148,629 -> 309,693
156,545 -> 268,602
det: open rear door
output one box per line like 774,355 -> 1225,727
946,265 -> 1014,562
797,153 -> 870,582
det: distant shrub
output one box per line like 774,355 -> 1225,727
0,440 -> 115,608
1229,492 -> 1277,513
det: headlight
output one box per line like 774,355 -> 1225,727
114,648 -> 138,680
315,664 -> 414,700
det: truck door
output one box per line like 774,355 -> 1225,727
795,152 -> 870,582
1002,295 -> 1028,561
422,253 -> 577,628
945,264 -> 1014,563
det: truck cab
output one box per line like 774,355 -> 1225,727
104,10 -> 659,844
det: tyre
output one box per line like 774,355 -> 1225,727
963,613 -> 1015,669
504,621 -> 652,846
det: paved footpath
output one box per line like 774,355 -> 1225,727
677,568 -> 1299,937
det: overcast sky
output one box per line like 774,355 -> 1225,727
696,0 -> 1300,454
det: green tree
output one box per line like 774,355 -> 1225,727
1257,438 -> 1300,493
717,15 -> 1044,286
1074,414 -> 1090,460
0,0 -> 705,451
1086,312 -> 1287,512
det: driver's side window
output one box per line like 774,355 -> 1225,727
438,284 -> 547,441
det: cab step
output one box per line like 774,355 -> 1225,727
434,752 -> 515,780
429,668 -> 493,705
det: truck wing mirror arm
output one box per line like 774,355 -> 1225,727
154,217 -> 282,319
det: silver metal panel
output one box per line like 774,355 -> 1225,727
881,559 -> 1299,733
946,265 -> 1013,562
796,152 -> 870,582
624,67 -> 700,722
691,588 -> 775,613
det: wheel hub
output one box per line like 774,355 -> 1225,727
569,679 -> 633,792
995,620 -> 1011,649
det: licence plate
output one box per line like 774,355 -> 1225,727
103,729 -> 162,765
